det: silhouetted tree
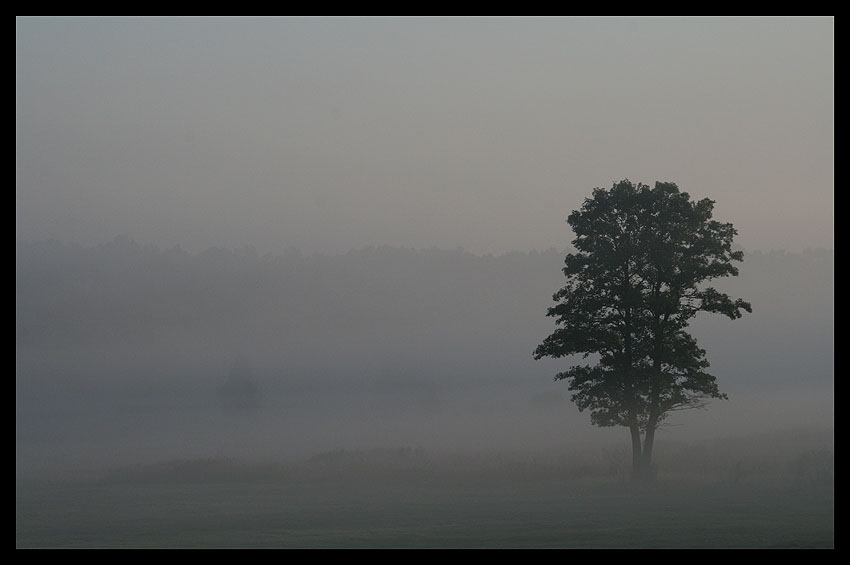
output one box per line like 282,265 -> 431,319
534,180 -> 751,480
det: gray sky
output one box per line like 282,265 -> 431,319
16,17 -> 834,255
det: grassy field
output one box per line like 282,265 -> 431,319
16,452 -> 834,549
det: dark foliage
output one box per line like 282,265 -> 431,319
535,180 -> 751,477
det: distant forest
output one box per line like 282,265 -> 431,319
17,238 -> 833,391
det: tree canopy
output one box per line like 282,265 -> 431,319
534,180 -> 751,479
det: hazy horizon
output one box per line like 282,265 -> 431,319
17,240 -> 833,479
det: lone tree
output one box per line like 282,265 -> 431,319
534,180 -> 751,480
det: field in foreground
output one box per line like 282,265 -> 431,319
17,451 -> 834,549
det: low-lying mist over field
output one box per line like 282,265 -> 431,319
16,240 -> 833,480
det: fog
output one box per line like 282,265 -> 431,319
16,241 -> 833,479
17,17 -> 832,547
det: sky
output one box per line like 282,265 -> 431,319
16,17 -> 834,256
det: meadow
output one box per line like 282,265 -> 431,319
17,436 -> 834,549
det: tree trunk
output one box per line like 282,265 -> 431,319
640,382 -> 661,481
629,422 -> 643,480
641,421 -> 658,481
